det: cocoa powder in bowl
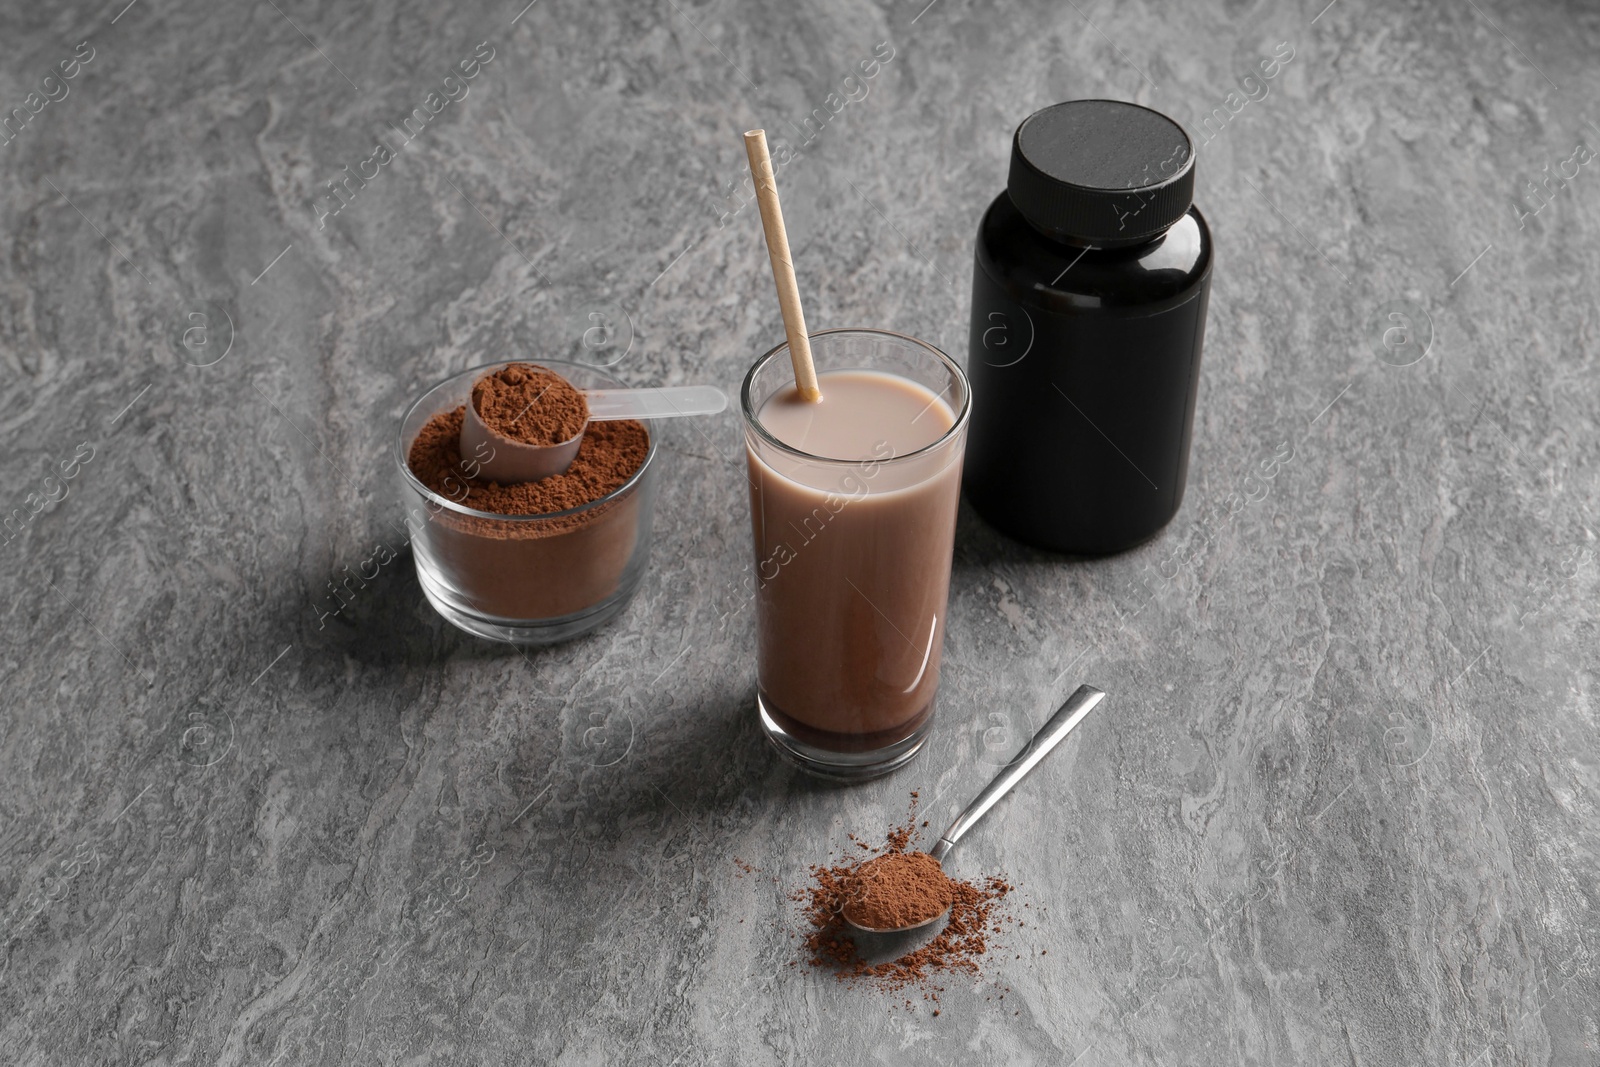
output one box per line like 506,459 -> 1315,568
411,407 -> 647,517
404,364 -> 653,623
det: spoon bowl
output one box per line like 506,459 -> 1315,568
844,902 -> 949,936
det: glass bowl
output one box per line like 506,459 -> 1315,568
395,360 -> 658,644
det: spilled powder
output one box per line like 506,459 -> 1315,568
786,794 -> 1016,1001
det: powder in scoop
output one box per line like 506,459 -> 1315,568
471,362 -> 589,446
842,852 -> 953,930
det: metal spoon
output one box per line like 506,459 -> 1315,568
843,684 -> 1106,935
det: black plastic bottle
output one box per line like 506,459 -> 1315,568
964,100 -> 1212,554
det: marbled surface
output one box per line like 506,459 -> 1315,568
2,0 -> 1598,1063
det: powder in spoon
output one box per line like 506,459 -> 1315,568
472,362 -> 589,445
841,852 -> 953,931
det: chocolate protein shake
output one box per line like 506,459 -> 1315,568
748,368 -> 961,749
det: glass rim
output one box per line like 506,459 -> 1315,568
394,358 -> 658,523
740,327 -> 971,465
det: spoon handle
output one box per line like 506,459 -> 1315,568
929,685 -> 1105,863
585,385 -> 728,421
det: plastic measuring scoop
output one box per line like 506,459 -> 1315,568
460,384 -> 727,484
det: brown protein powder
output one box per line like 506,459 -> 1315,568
790,796 -> 1015,1000
405,369 -> 651,620
841,852 -> 954,931
471,362 -> 589,446
409,407 -> 647,517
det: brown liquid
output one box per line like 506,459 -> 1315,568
748,371 -> 962,748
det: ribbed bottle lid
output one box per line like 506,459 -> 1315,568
1007,100 -> 1195,246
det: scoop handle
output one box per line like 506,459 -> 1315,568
584,386 -> 728,421
928,685 -> 1106,864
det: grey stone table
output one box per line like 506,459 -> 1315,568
2,0 -> 1597,1063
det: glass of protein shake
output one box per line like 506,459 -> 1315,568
741,328 -> 971,779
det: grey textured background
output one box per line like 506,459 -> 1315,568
2,0 -> 1597,1063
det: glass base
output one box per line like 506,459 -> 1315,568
758,696 -> 934,782
416,563 -> 643,645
